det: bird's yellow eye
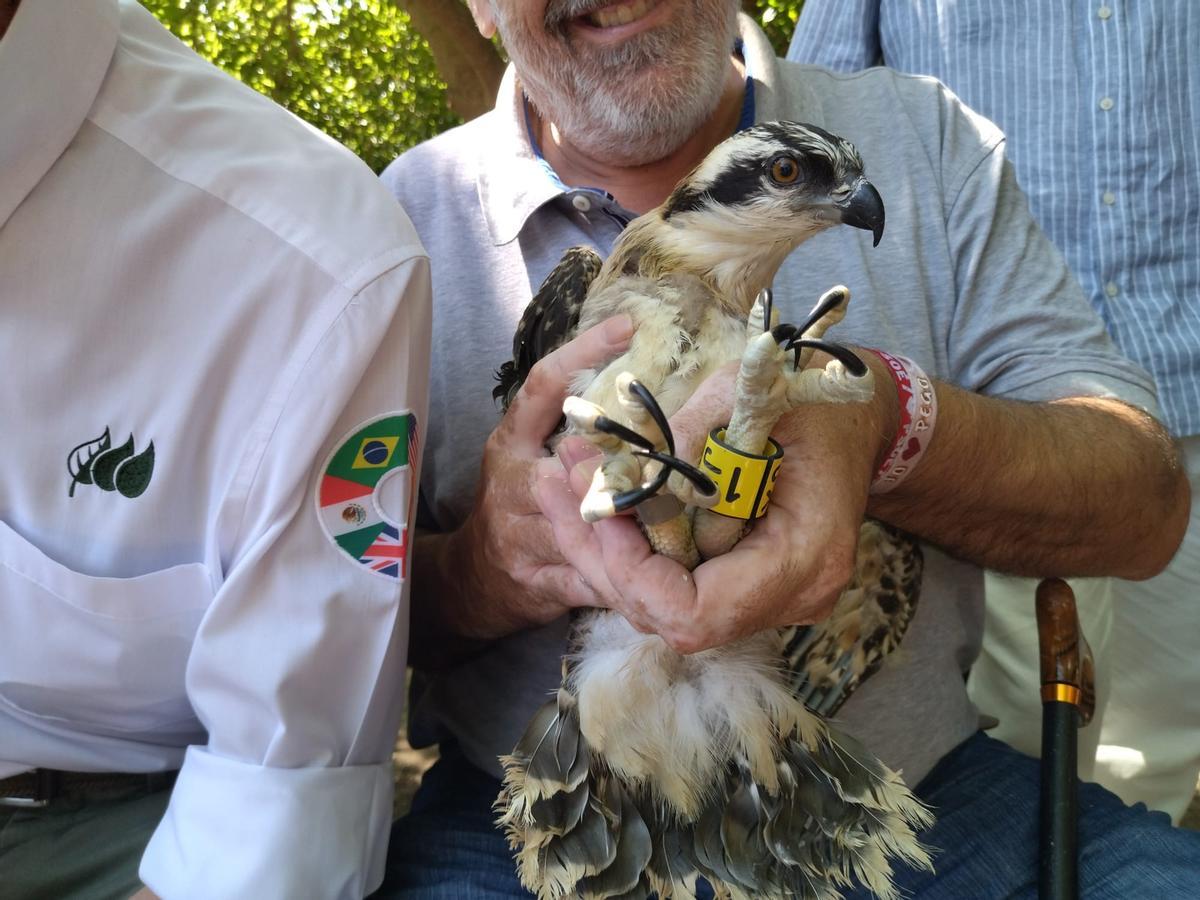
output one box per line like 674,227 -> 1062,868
770,156 -> 800,184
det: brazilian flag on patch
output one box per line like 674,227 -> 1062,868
317,412 -> 418,581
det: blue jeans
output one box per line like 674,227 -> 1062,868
374,732 -> 1200,899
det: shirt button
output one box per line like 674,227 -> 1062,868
1102,191 -> 1116,205
1098,5 -> 1112,19
1105,281 -> 1120,298
572,194 -> 592,212
1099,96 -> 1115,111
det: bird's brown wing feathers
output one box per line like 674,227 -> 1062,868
494,245 -> 603,410
783,520 -> 924,718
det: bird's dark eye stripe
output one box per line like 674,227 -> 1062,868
663,162 -> 766,216
662,138 -> 851,218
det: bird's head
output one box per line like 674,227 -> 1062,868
648,121 -> 884,312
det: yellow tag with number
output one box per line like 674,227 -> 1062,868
699,428 -> 784,521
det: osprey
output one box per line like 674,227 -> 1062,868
495,122 -> 931,899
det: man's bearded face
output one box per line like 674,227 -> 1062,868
490,0 -> 740,166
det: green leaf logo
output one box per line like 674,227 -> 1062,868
67,428 -> 155,499
67,428 -> 111,497
115,443 -> 155,498
92,435 -> 135,491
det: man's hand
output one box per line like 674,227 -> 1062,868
129,888 -> 159,900
543,353 -> 898,653
409,316 -> 633,665
543,348 -> 1190,655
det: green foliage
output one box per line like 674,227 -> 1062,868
143,0 -> 458,172
745,0 -> 804,57
143,1 -> 805,172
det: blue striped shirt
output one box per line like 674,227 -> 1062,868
789,0 -> 1200,436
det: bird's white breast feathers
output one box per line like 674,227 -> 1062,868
569,612 -> 822,818
571,274 -> 750,420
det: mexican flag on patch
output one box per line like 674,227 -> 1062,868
317,412 -> 418,581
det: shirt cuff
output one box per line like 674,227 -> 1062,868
139,746 -> 394,899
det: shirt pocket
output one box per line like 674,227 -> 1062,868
0,520 -> 214,741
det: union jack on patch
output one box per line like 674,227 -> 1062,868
361,524 -> 406,579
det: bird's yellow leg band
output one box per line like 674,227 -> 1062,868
699,428 -> 784,521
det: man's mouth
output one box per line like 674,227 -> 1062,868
579,0 -> 662,29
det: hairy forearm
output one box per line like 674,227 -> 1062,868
867,382 -> 1189,579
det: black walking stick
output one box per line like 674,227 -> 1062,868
1036,578 -> 1096,900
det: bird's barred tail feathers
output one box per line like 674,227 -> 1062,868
497,686 -> 933,900
496,686 -> 655,898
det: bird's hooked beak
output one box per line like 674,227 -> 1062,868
838,178 -> 885,247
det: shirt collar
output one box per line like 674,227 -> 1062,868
476,13 -> 802,246
0,0 -> 119,231
476,63 -> 569,246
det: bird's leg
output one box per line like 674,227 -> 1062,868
691,286 -> 875,559
562,396 -> 644,523
614,374 -> 702,569
563,378 -> 717,569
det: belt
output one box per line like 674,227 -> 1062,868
0,768 -> 177,809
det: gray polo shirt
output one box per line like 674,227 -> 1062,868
381,17 -> 1157,787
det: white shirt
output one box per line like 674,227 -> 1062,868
0,1 -> 430,896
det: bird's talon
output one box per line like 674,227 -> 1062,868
755,287 -> 774,334
621,377 -> 676,455
794,339 -> 868,377
635,449 -> 717,497
609,482 -> 667,514
770,323 -> 798,346
797,285 -> 850,337
563,396 -> 606,433
573,380 -> 718,515
592,414 -> 656,451
580,491 -> 618,523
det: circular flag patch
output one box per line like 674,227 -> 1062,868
315,411 -> 418,581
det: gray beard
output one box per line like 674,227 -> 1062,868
503,1 -> 740,166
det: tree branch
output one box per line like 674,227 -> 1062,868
395,0 -> 506,122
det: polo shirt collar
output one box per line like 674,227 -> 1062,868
0,0 -> 119,231
475,14 -> 814,246
476,64 -> 568,246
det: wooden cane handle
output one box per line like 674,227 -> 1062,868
1078,632 -> 1096,727
1035,578 -> 1096,726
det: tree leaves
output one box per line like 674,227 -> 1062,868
143,0 -> 460,173
744,0 -> 806,56
143,2 -> 806,174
